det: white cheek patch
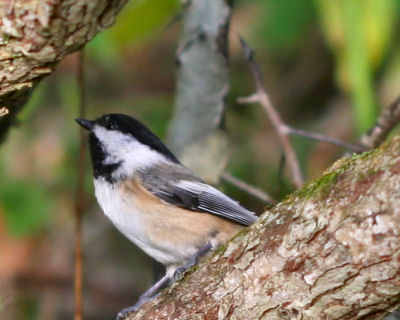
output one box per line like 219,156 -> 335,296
93,125 -> 167,177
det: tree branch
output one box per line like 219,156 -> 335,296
221,172 -> 276,204
167,0 -> 232,184
238,36 -> 304,189
74,50 -> 87,320
0,0 -> 128,143
358,95 -> 400,149
287,126 -> 368,153
125,136 -> 400,319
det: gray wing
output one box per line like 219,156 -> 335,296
139,167 -> 257,226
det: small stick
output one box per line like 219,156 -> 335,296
74,50 -> 87,320
277,152 -> 286,197
238,36 -> 303,188
358,95 -> 400,149
286,126 -> 368,153
221,172 -> 277,204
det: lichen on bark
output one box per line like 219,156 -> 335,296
0,0 -> 128,142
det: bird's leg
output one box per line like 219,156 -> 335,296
116,273 -> 170,320
116,242 -> 213,320
173,242 -> 212,278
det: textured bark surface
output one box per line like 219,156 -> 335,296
167,0 -> 232,183
0,0 -> 128,142
126,136 -> 400,319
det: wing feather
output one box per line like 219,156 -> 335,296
146,176 -> 257,226
139,165 -> 257,226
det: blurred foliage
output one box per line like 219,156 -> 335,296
315,0 -> 399,133
88,0 -> 179,64
0,178 -> 52,236
106,0 -> 179,47
255,0 -> 316,58
316,0 -> 397,70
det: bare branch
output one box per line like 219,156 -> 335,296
286,126 -> 368,152
74,51 -> 87,320
358,95 -> 400,149
221,172 -> 277,204
237,93 -> 260,104
238,35 -> 303,188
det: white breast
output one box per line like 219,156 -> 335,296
94,178 -> 148,246
93,177 -> 191,266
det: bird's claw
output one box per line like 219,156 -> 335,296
116,305 -> 139,320
173,266 -> 187,278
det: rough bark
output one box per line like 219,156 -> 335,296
167,0 -> 232,183
126,136 -> 400,319
0,0 -> 128,143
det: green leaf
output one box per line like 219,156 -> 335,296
314,0 -> 398,134
1,179 -> 52,236
343,0 -> 377,134
108,0 -> 179,47
256,0 -> 316,56
87,0 -> 179,64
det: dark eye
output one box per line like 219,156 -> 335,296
106,119 -> 116,130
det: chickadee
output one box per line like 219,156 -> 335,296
75,114 -> 257,319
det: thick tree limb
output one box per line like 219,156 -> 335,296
167,0 -> 232,184
0,0 -> 128,142
126,136 -> 400,319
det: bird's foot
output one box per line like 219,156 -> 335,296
116,275 -> 169,320
173,242 -> 213,279
116,305 -> 138,320
117,243 -> 213,319
116,294 -> 157,320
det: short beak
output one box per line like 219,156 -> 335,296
75,118 -> 94,131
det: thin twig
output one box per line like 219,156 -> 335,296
286,126 -> 368,153
74,50 -> 87,320
277,152 -> 286,197
237,93 -> 259,104
358,95 -> 400,149
238,35 -> 303,188
221,172 -> 277,204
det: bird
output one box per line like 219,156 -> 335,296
75,113 -> 257,319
